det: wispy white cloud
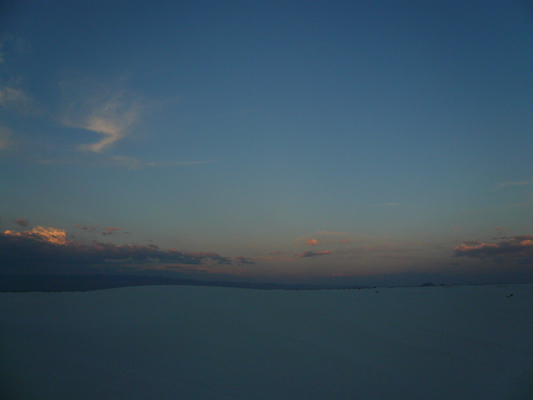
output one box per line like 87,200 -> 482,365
0,86 -> 31,109
0,125 -> 14,150
110,155 -> 219,170
0,35 -> 31,64
33,155 -> 219,169
497,179 -> 533,189
60,79 -> 141,153
0,37 -> 37,116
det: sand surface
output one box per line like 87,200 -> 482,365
1,284 -> 533,399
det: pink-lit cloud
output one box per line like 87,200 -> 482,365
454,236 -> 533,263
305,239 -> 320,246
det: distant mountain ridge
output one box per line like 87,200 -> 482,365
0,274 -> 370,292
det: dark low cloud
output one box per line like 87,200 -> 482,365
102,227 -> 122,236
0,228 -> 235,274
15,218 -> 29,227
76,225 -> 124,236
76,225 -> 97,233
298,250 -> 333,258
184,251 -> 232,265
234,256 -> 256,265
454,236 -> 533,264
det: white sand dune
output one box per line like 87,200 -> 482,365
1,284 -> 532,399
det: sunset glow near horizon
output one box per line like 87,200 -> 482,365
1,1 -> 532,286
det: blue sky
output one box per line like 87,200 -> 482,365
1,1 -> 532,285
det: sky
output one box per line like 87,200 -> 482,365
1,0 -> 532,286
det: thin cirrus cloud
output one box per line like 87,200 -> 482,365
73,101 -> 137,153
0,125 -> 14,150
0,84 -> 41,117
497,179 -> 533,189
0,226 -> 237,274
454,236 -> 533,264
0,86 -> 33,151
0,86 -> 31,109
110,156 -> 219,170
60,79 -> 141,153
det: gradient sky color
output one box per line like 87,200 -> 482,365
1,1 -> 532,285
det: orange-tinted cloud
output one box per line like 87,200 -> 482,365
0,228 -> 236,274
4,226 -> 69,245
305,239 -> 320,246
